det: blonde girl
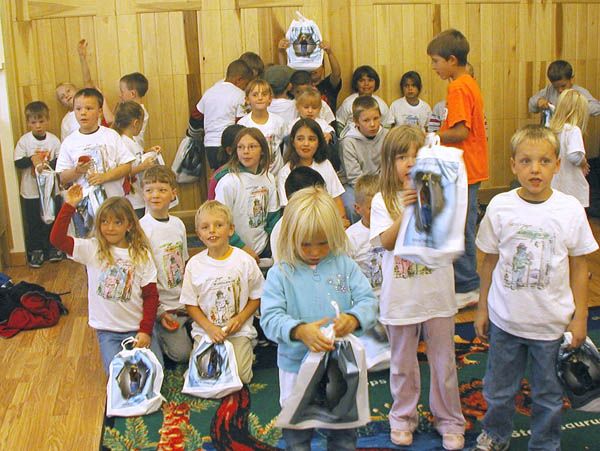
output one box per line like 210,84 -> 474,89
113,101 -> 161,217
214,127 -> 280,262
549,88 -> 590,206
50,186 -> 163,373
369,126 -> 465,450
260,186 -> 377,450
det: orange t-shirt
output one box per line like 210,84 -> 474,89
441,74 -> 489,184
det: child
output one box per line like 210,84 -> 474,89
140,166 -> 191,363
265,65 -> 297,124
196,59 -> 253,170
389,71 -> 432,130
214,128 -> 280,263
473,124 -> 598,450
56,82 -> 79,141
50,185 -> 163,373
112,101 -> 161,217
289,70 -> 336,125
14,101 -> 63,267
180,200 -> 264,385
240,51 -> 264,79
549,89 -> 590,207
56,88 -> 134,201
369,126 -> 465,450
289,87 -> 335,142
528,60 -> 600,117
336,65 -> 392,131
260,186 -> 378,450
119,72 -> 150,148
238,79 -> 286,175
207,124 -> 245,200
427,29 -> 488,307
340,95 -> 389,223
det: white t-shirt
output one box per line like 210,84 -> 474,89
122,135 -> 146,209
238,113 -> 286,176
476,189 -> 598,340
72,238 -> 157,332
215,171 -> 279,254
133,104 -> 149,148
197,81 -> 245,147
277,160 -> 344,206
389,97 -> 432,130
140,214 -> 189,314
268,98 -> 298,125
61,111 -> 79,141
56,126 -> 135,198
14,131 -> 61,199
179,247 -> 264,339
346,220 -> 385,297
336,93 -> 392,129
270,218 -> 282,263
369,192 -> 456,325
319,100 -> 336,124
552,124 -> 589,207
287,117 -> 334,136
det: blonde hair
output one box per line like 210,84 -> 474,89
277,187 -> 348,267
549,88 -> 589,135
94,197 -> 151,266
194,200 -> 233,231
245,78 -> 273,97
296,86 -> 321,107
510,124 -> 559,157
354,174 -> 380,203
379,126 -> 425,219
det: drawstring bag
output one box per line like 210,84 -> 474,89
172,135 -> 204,184
358,329 -> 390,372
71,184 -> 107,238
285,11 -> 323,71
394,134 -> 468,269
35,161 -> 59,224
182,336 -> 243,399
276,302 -> 370,430
107,337 -> 165,417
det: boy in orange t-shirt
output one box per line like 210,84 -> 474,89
427,29 -> 489,308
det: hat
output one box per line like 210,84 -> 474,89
264,65 -> 294,95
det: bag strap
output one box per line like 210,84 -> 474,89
121,336 -> 137,350
425,132 -> 440,148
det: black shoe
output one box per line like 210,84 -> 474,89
47,248 -> 64,262
28,250 -> 44,268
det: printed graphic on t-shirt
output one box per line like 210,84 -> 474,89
367,246 -> 385,288
403,115 -> 420,127
247,186 -> 268,228
97,259 -> 135,302
393,255 -> 432,279
207,276 -> 242,326
161,242 -> 185,288
502,224 -> 554,290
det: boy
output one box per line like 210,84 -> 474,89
528,60 -> 600,117
265,65 -> 297,124
427,29 -> 488,307
180,201 -> 264,384
340,95 -> 388,223
474,124 -> 598,451
196,59 -> 253,170
14,101 -> 63,267
119,72 -> 150,147
140,166 -> 191,363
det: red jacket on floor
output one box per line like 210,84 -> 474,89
0,292 -> 62,338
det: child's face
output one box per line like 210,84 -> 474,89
354,195 -> 373,227
56,85 -> 76,110
99,212 -> 131,248
511,139 -> 560,202
74,95 -> 101,133
143,181 -> 176,218
292,83 -> 311,99
119,81 -> 136,102
27,115 -> 50,137
355,108 -> 381,137
296,99 -> 321,120
299,230 -> 330,266
247,85 -> 272,111
395,144 -> 418,188
430,54 -> 454,80
356,75 -> 376,95
293,126 -> 319,163
551,77 -> 573,95
236,134 -> 262,173
196,211 -> 234,252
402,79 -> 420,101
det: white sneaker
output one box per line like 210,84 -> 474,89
456,289 -> 479,309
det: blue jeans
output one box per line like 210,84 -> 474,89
341,184 -> 360,225
482,322 -> 563,451
282,427 -> 357,451
97,329 -> 165,375
454,182 -> 480,293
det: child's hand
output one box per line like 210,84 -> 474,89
145,145 -> 162,154
224,315 -> 243,336
341,216 -> 350,229
242,245 -> 260,264
77,39 -> 88,58
319,40 -> 332,54
76,159 -> 91,175
278,38 -> 290,50
324,132 -> 333,143
88,172 -> 106,186
567,317 -> 587,349
333,313 -> 359,337
31,151 -> 47,169
206,323 -> 228,343
134,332 -> 151,348
160,312 -> 179,332
66,184 -> 84,207
139,156 -> 157,171
294,318 -> 335,352
402,189 -> 418,207
582,158 -> 591,176
474,308 -> 489,341
537,98 -> 550,110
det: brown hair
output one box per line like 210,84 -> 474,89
112,101 -> 144,135
427,29 -> 470,66
25,101 -> 50,121
226,127 -> 271,175
120,72 -> 149,97
142,165 -> 178,189
352,95 -> 380,121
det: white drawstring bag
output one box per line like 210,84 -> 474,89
358,331 -> 390,372
106,337 -> 165,417
182,336 -> 243,399
35,162 -> 58,224
172,135 -> 203,184
285,11 -> 323,71
394,134 -> 468,269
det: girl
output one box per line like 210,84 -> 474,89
336,65 -> 391,130
50,186 -> 163,373
260,186 -> 378,450
207,123 -> 245,200
549,88 -> 590,207
214,127 -> 280,263
389,71 -> 432,130
113,101 -> 162,217
369,126 -> 465,450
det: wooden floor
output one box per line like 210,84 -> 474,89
2,219 -> 600,450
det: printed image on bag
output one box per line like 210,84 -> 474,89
72,185 -> 107,238
285,11 -> 323,71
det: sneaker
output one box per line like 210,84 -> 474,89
456,289 -> 480,309
47,248 -> 64,262
472,430 -> 509,451
442,433 -> 464,450
28,250 -> 44,268
390,429 -> 413,446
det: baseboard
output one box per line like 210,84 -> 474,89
8,251 -> 26,267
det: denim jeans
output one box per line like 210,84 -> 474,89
341,184 -> 360,225
97,329 -> 165,375
482,322 -> 563,451
282,427 -> 357,451
453,182 -> 480,293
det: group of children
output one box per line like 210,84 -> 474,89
12,26 -> 600,451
